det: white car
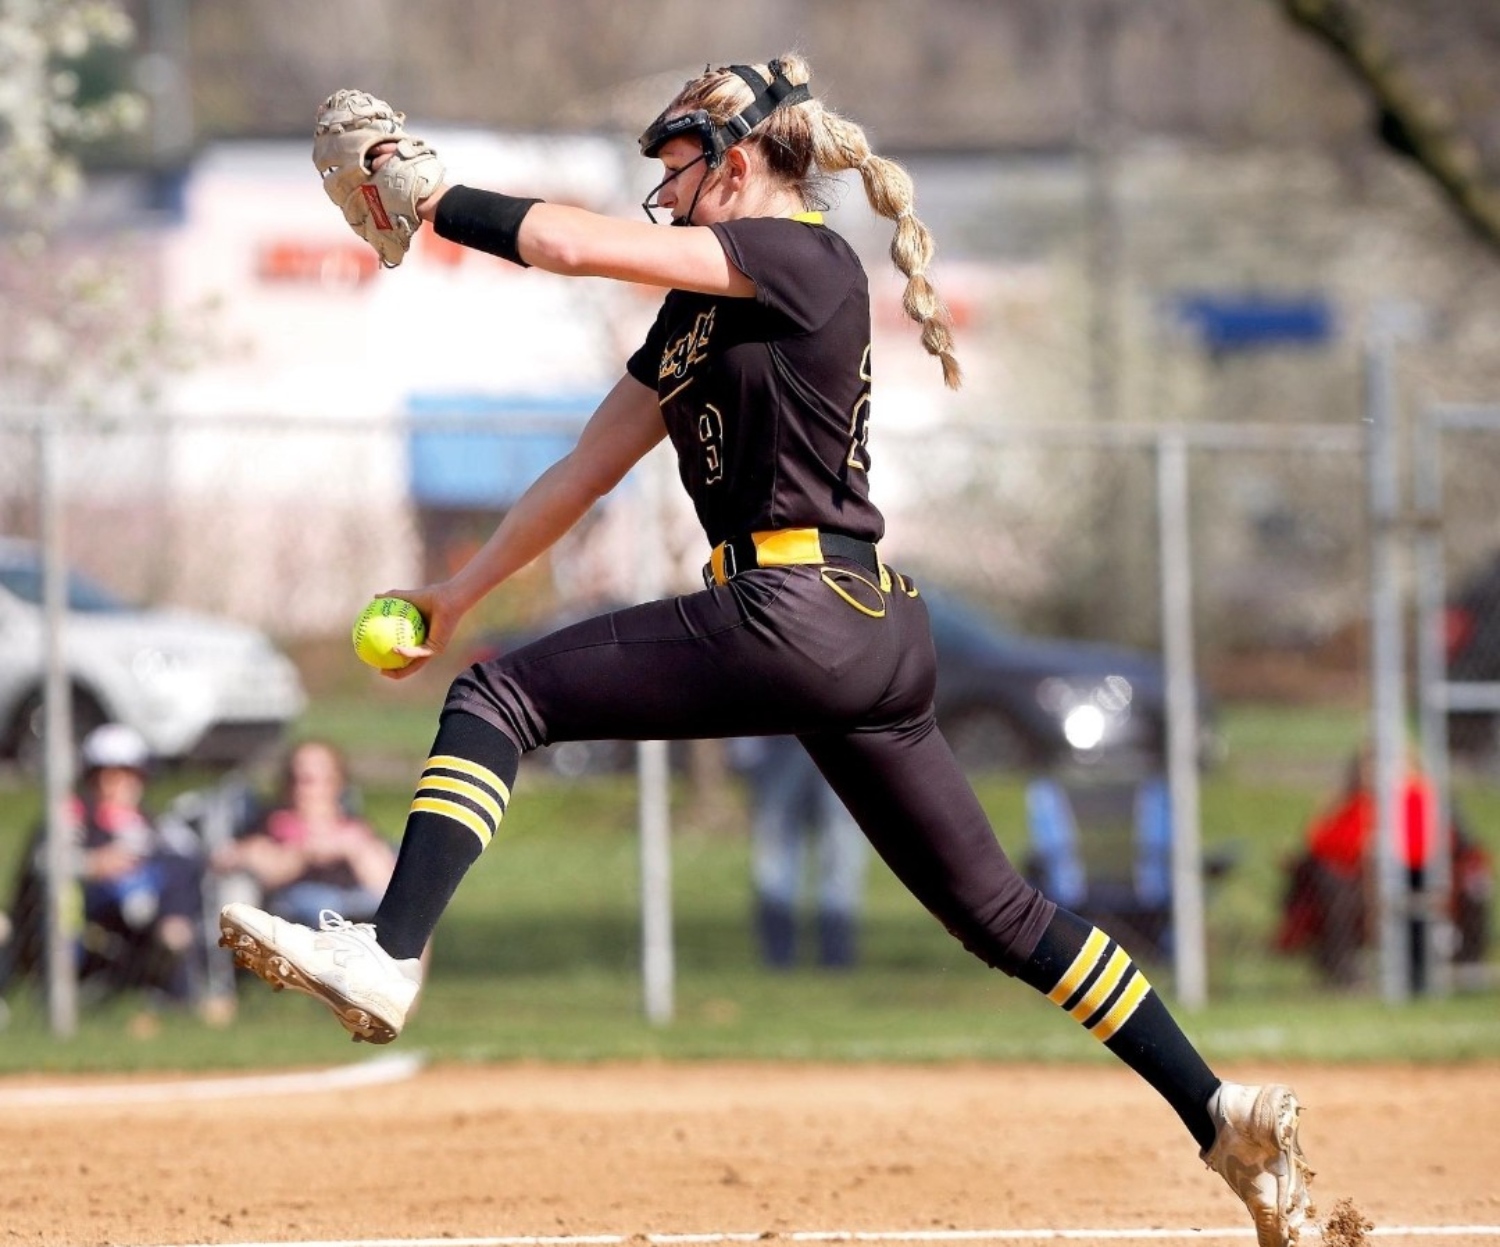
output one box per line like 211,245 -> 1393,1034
0,537 -> 307,768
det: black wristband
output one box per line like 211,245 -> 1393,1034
433,185 -> 542,268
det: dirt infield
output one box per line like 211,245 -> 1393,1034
2,1060 -> 1497,1247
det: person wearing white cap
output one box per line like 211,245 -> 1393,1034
68,724 -> 207,1008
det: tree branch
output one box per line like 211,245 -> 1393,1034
1276,0 -> 1500,252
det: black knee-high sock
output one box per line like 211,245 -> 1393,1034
1016,908 -> 1221,1151
373,711 -> 519,960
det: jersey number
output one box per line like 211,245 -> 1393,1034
846,345 -> 873,471
698,404 -> 725,485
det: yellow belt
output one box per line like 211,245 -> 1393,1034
704,528 -> 878,587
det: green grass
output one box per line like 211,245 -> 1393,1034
1,700 -> 1497,1074
1213,702 -> 1370,764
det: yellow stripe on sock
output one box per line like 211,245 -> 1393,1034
426,755 -> 511,807
415,774 -> 505,827
1091,972 -> 1152,1042
409,795 -> 494,849
1047,927 -> 1110,1005
1068,945 -> 1133,1024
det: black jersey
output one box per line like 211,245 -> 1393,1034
625,215 -> 884,547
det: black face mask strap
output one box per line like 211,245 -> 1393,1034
719,61 -> 811,151
637,60 -> 813,222
638,61 -> 812,169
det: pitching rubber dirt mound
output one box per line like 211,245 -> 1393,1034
2,1061 -> 1495,1247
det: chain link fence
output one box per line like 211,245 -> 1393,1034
0,408 -> 1494,1033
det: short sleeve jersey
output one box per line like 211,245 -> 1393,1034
626,216 -> 883,547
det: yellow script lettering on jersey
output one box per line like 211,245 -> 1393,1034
660,309 -> 717,382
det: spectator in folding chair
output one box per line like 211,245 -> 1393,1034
212,740 -> 395,928
75,724 -> 210,1008
1,724 -> 209,1011
1276,742 -> 1494,991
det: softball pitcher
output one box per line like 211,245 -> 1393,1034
221,56 -> 1313,1247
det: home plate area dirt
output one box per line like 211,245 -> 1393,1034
2,1061 -> 1496,1247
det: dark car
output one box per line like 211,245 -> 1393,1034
1444,551 -> 1500,757
469,587 -> 1213,776
923,588 -> 1213,774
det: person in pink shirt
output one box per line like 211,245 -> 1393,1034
214,740 -> 394,927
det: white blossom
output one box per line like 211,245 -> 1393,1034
0,0 -> 143,217
0,0 -> 194,413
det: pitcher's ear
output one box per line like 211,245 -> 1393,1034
724,144 -> 753,183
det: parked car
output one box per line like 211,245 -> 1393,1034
1445,550 -> 1500,758
468,586 -> 1215,776
922,587 -> 1216,774
0,538 -> 307,769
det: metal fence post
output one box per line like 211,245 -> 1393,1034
38,414 -> 79,1037
634,445 -> 674,1025
1156,433 -> 1207,1008
1364,315 -> 1413,1004
1413,402 -> 1500,993
1412,407 -> 1454,997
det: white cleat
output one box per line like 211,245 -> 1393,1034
1202,1082 -> 1315,1247
218,903 -> 422,1044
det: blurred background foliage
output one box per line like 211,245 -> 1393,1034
121,0 -> 1500,256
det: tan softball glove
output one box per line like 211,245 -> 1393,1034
312,89 -> 445,268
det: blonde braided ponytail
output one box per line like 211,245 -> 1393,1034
658,54 -> 962,390
809,105 -> 962,390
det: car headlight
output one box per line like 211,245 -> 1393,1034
1062,703 -> 1108,750
1037,675 -> 1137,752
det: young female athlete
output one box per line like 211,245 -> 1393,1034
220,56 -> 1313,1247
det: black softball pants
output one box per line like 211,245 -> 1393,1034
445,560 -> 1057,974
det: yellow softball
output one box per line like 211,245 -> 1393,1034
351,597 -> 427,670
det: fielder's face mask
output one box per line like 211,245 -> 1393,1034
638,61 -> 811,224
